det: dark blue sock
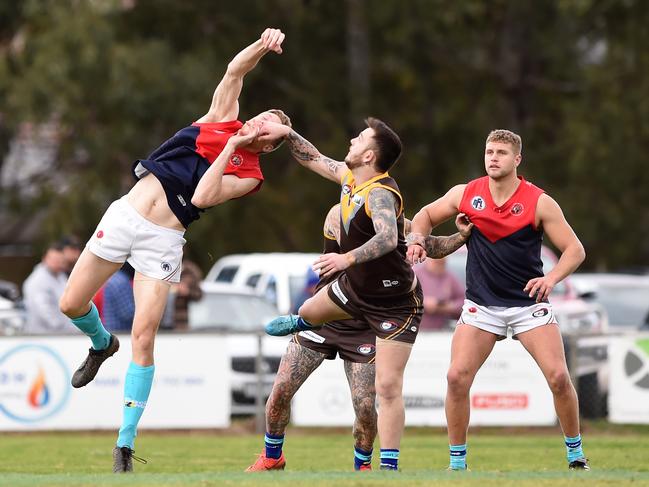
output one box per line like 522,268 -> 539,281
354,446 -> 372,470
380,448 -> 399,470
264,432 -> 284,459
295,317 -> 313,331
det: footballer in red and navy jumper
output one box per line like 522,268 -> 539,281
407,129 -> 589,471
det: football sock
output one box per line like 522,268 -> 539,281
565,434 -> 584,462
354,446 -> 372,470
264,432 -> 285,459
449,443 -> 467,470
380,448 -> 399,470
71,302 -> 111,350
296,316 -> 314,331
116,362 -> 155,449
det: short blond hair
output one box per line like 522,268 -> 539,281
486,129 -> 522,154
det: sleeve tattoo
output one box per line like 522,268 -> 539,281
421,233 -> 466,258
350,188 -> 398,264
287,130 -> 346,177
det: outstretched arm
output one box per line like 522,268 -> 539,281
196,28 -> 285,124
285,129 -> 347,183
524,194 -> 586,302
314,188 -> 399,278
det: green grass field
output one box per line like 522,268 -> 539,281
1,423 -> 648,487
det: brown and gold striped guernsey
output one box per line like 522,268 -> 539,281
338,169 -> 414,299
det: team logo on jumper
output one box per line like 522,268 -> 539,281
532,308 -> 549,318
161,262 -> 172,272
511,203 -> 524,215
357,344 -> 376,355
471,196 -> 485,211
229,153 -> 243,166
352,194 -> 364,206
96,230 -> 104,239
380,321 -> 397,331
342,184 -> 352,195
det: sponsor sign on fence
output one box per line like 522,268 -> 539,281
0,334 -> 230,431
609,335 -> 649,423
292,332 -> 555,426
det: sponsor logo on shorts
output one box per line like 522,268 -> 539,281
468,306 -> 478,314
342,185 -> 352,195
357,344 -> 375,355
230,153 -> 243,166
161,262 -> 172,272
410,326 -> 417,332
472,393 -> 529,410
511,203 -> 524,215
298,330 -> 326,344
177,194 -> 187,207
331,281 -> 348,304
96,230 -> 104,239
380,321 -> 397,331
352,194 -> 364,206
382,279 -> 399,287
471,196 -> 485,211
532,307 -> 549,318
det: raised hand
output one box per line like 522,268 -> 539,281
261,28 -> 285,54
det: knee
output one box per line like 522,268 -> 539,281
354,399 -> 377,426
375,376 -> 401,402
446,367 -> 473,394
131,328 -> 156,354
547,369 -> 572,395
59,293 -> 85,318
298,301 -> 319,324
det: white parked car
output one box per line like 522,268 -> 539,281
188,282 -> 289,415
205,253 -> 320,314
570,273 -> 649,333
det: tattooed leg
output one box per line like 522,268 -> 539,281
344,360 -> 377,451
265,342 -> 326,435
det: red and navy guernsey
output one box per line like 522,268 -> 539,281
458,176 -> 545,307
132,120 -> 263,228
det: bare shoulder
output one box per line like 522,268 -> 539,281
447,184 -> 467,205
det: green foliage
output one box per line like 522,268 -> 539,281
1,0 -> 647,272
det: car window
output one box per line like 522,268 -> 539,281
593,285 -> 649,327
214,266 -> 239,283
189,293 -> 278,331
245,273 -> 262,288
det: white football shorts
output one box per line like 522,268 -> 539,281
86,196 -> 186,283
457,298 -> 556,339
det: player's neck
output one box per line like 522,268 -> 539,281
351,166 -> 382,186
488,173 -> 520,206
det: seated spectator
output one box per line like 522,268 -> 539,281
22,241 -> 72,333
102,263 -> 136,332
413,257 -> 464,331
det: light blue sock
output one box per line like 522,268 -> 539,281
449,443 -> 467,470
116,362 -> 155,450
71,302 -> 111,350
565,434 -> 584,462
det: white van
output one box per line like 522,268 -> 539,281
205,253 -> 320,314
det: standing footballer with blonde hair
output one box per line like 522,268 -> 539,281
407,129 -> 589,471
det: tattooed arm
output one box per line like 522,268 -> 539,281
323,204 -> 341,243
285,130 -> 347,183
405,212 -> 473,262
314,188 -> 398,278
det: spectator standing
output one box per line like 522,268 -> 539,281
413,257 -> 464,330
23,242 -> 72,333
103,263 -> 136,332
